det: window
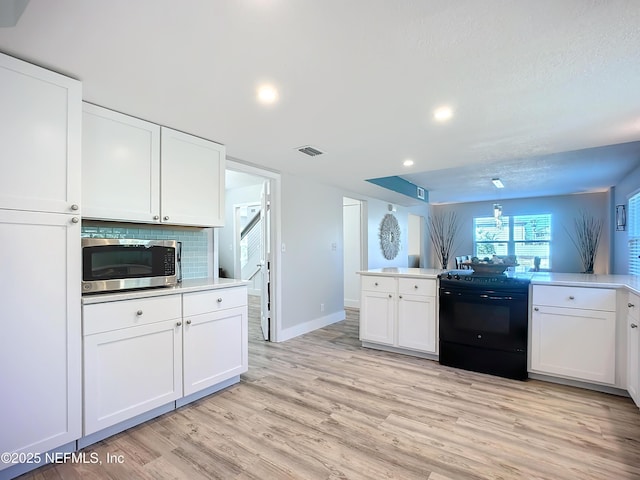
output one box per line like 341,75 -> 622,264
629,192 -> 640,276
474,214 -> 552,271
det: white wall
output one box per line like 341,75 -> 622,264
430,192 -> 611,273
613,163 -> 640,274
280,173 -> 345,336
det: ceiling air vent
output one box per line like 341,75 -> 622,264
296,145 -> 324,157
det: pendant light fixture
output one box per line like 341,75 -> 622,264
493,203 -> 503,228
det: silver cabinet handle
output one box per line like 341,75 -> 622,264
534,307 -> 539,311
186,319 -> 192,325
569,296 -> 575,300
71,217 -> 79,224
374,282 -> 379,286
217,297 -> 223,303
153,215 -> 159,220
399,295 -> 403,299
176,321 -> 182,326
632,323 -> 638,329
71,204 -> 79,211
629,303 -> 635,308
388,294 -> 392,298
163,216 -> 170,221
414,285 -> 418,289
136,310 -> 143,316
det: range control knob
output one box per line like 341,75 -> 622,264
454,274 -> 460,280
446,273 -> 453,279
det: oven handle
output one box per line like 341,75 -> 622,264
441,289 -> 527,301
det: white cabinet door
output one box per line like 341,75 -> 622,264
397,293 -> 437,353
0,52 -> 81,215
160,127 -> 225,227
360,290 -> 395,345
183,306 -> 248,396
531,305 -> 616,384
82,103 -> 161,222
83,318 -> 183,435
0,210 -> 81,464
627,295 -> 640,407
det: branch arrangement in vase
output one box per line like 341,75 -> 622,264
428,211 -> 460,269
566,210 -> 603,274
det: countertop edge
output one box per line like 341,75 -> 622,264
358,269 -> 640,295
82,278 -> 249,304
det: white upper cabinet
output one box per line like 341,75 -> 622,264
160,127 -> 225,227
82,103 -> 225,227
82,103 -> 161,222
0,52 -> 81,215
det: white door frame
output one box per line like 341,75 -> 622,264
226,160 -> 282,342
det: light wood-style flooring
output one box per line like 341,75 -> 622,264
20,302 -> 640,479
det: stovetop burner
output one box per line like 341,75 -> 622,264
439,269 -> 531,290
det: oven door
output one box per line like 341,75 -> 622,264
439,285 -> 528,352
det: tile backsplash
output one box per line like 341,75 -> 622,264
82,221 -> 212,280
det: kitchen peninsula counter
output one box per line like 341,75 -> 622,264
358,267 -> 442,279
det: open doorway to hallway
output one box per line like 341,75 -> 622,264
343,197 -> 365,310
220,168 -> 277,341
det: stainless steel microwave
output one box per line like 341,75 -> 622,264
82,238 -> 181,294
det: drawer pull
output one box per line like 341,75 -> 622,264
136,310 -> 143,316
568,296 -> 575,300
632,323 -> 638,329
176,321 -> 182,327
374,282 -> 379,286
399,295 -> 403,299
186,319 -> 192,325
164,216 -> 170,221
217,297 -> 223,303
388,294 -> 392,298
629,303 -> 635,308
534,307 -> 539,311
414,285 -> 418,289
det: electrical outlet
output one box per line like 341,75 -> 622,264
320,303 -> 325,312
281,243 -> 286,253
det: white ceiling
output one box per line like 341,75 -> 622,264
1,0 -> 639,206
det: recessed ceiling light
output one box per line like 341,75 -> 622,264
403,159 -> 414,167
492,178 -> 505,188
433,106 -> 453,122
257,84 -> 278,104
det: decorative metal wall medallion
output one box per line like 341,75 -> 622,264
379,213 -> 401,260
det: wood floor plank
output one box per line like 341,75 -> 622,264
17,308 -> 640,480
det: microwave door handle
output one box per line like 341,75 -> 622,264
177,241 -> 182,283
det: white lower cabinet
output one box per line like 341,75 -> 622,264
183,287 -> 248,396
83,295 -> 183,435
627,293 -> 640,407
82,286 -> 248,437
360,275 -> 437,354
531,286 -> 616,385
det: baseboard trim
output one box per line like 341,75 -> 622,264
277,310 -> 345,342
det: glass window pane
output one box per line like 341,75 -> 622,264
474,217 -> 510,241
475,242 -> 508,258
513,214 -> 551,241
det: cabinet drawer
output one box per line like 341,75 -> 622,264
398,277 -> 436,296
361,276 -> 395,292
183,286 -> 248,316
628,293 -> 640,321
532,285 -> 616,312
83,295 -> 182,335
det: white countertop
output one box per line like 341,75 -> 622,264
358,268 -> 640,295
82,277 -> 248,304
358,267 -> 443,279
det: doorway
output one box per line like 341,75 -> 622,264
222,164 -> 279,342
343,197 -> 365,308
408,213 -> 424,267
